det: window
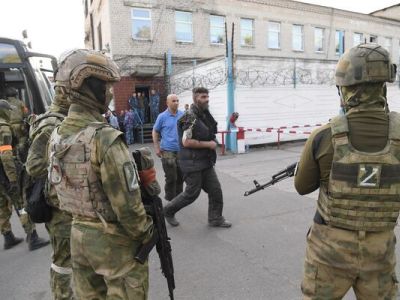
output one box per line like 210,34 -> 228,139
292,25 -> 304,51
240,18 -> 254,46
268,21 -> 280,49
210,15 -> 225,44
131,8 -> 152,40
314,27 -> 324,52
384,37 -> 392,53
0,43 -> 22,63
370,35 -> 377,43
353,33 -> 363,46
335,30 -> 345,55
97,22 -> 102,50
175,11 -> 193,42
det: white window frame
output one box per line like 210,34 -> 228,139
131,8 -> 152,41
210,15 -> 225,45
384,37 -> 392,54
175,11 -> 193,43
292,24 -> 304,51
267,21 -> 280,49
314,27 -> 324,53
240,18 -> 255,46
353,32 -> 363,46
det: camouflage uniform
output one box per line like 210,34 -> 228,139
295,44 -> 399,299
26,87 -> 73,299
47,49 -> 153,299
0,99 -> 35,241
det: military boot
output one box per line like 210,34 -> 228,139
3,231 -> 23,250
27,230 -> 50,251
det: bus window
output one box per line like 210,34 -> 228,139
0,43 -> 22,64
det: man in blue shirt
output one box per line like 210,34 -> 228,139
152,94 -> 184,201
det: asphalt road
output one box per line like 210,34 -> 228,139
1,142 -> 400,299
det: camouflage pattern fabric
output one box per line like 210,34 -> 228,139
7,96 -> 28,161
0,118 -> 34,235
26,103 -> 73,299
51,103 -> 153,299
302,223 -> 397,299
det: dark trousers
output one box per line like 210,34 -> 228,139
161,151 -> 183,201
164,167 -> 224,223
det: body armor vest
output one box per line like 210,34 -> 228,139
48,123 -> 117,222
318,111 -> 400,231
178,109 -> 217,173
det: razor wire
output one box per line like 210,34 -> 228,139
170,64 -> 337,94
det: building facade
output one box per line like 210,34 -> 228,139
83,0 -> 400,125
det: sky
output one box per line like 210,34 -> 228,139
0,0 -> 399,58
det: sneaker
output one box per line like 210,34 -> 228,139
208,220 -> 232,228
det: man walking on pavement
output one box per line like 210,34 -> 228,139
152,94 -> 184,202
163,87 -> 231,228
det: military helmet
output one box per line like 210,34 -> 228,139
4,86 -> 18,97
54,49 -> 120,91
335,43 -> 397,87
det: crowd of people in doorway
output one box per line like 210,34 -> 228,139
105,89 -> 161,145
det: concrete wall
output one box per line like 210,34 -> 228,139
172,55 -> 400,145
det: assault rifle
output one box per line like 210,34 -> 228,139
244,162 -> 297,196
132,150 -> 175,300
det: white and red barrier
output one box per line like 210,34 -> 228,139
217,123 -> 324,154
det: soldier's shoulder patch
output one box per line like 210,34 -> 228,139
123,161 -> 140,192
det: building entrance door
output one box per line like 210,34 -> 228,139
135,86 -> 151,124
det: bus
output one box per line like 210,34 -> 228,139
0,37 -> 57,114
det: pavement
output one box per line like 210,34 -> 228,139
1,142 -> 400,299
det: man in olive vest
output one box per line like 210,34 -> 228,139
47,49 -> 153,299
0,99 -> 49,250
26,84 -> 73,299
163,87 -> 231,228
295,43 -> 399,299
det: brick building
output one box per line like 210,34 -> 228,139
83,0 -> 400,123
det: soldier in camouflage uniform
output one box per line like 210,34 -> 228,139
4,86 -> 29,162
26,85 -> 73,299
0,99 -> 49,250
295,43 -> 399,299
47,49 -> 153,299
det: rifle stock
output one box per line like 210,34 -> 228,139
244,162 -> 297,196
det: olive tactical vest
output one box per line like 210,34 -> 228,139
48,123 -> 117,222
318,111 -> 400,232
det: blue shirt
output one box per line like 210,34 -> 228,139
153,109 -> 184,152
